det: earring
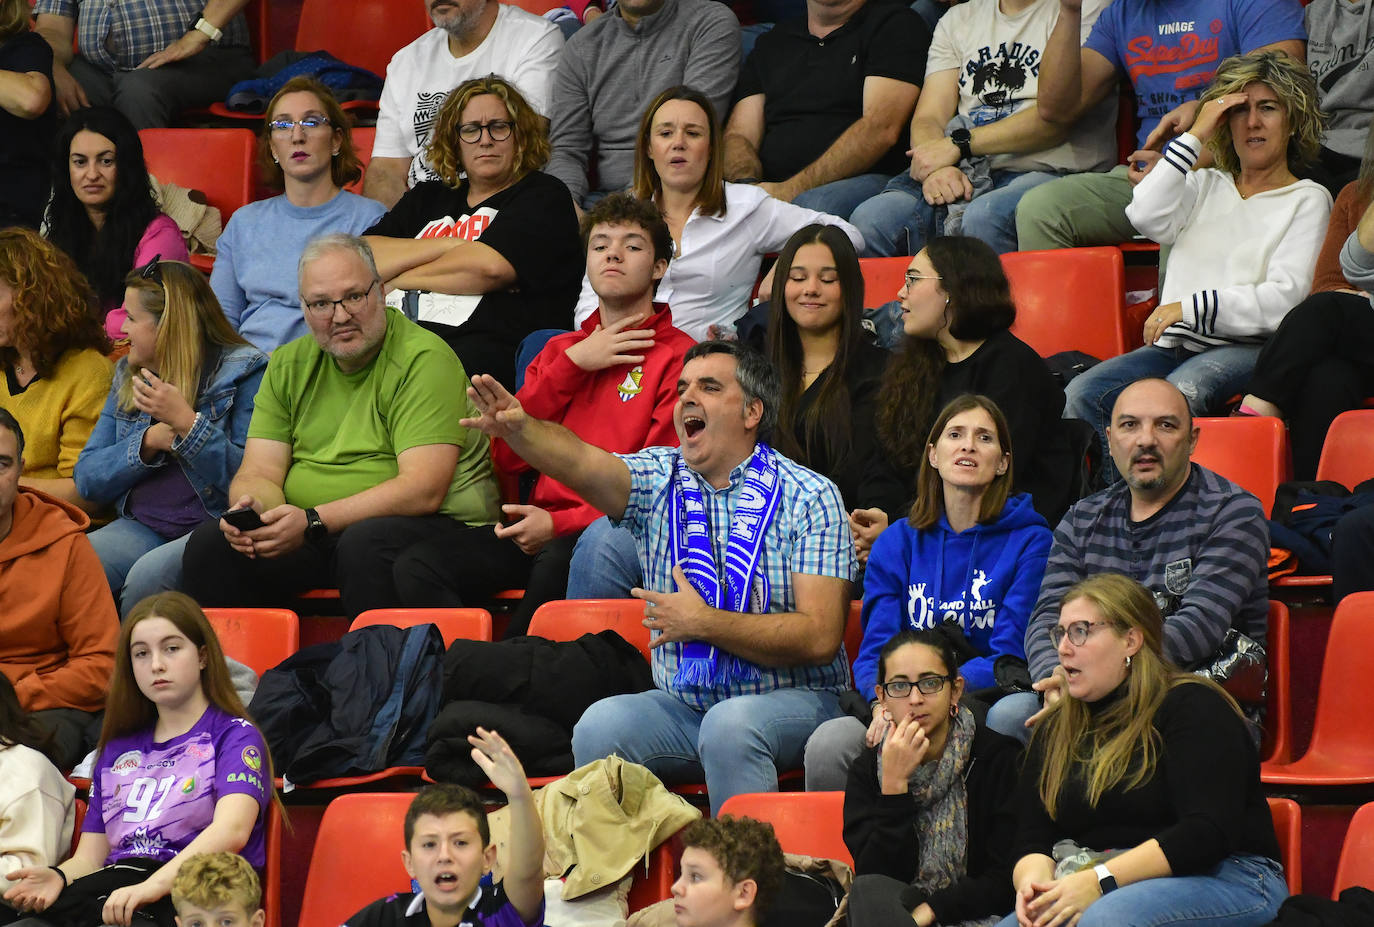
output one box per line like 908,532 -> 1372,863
1125,654 -> 1132,669
949,702 -> 958,718
272,156 -> 279,164
332,150 -> 340,157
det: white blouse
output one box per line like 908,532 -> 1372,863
574,182 -> 865,340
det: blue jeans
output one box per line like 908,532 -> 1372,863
572,685 -> 843,815
88,517 -> 192,618
792,173 -> 891,219
985,690 -> 1040,744
993,854 -> 1287,927
566,516 -> 642,598
851,169 -> 1060,257
1063,343 -> 1262,466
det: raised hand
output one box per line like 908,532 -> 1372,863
469,727 -> 530,799
462,375 -> 528,440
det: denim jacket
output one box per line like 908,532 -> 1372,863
74,344 -> 268,519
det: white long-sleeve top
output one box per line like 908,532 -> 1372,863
573,182 -> 865,341
0,743 -> 75,876
1126,132 -> 1332,352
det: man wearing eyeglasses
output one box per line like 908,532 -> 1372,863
180,233 -> 501,617
985,377 -> 1269,742
365,0 -> 563,208
461,339 -> 855,815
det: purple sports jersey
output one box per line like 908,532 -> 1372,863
85,705 -> 269,868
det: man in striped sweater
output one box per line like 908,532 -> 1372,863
986,377 -> 1269,741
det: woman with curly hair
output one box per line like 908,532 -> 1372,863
210,77 -> 385,353
45,107 -> 189,341
0,227 -> 112,513
75,258 -> 266,616
1064,50 -> 1332,460
856,236 -> 1065,563
364,75 -> 582,388
998,573 -> 1286,927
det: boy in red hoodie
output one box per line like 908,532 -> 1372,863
392,193 -> 695,635
0,409 -> 116,768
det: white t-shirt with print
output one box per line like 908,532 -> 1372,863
927,0 -> 1116,175
373,4 -> 563,188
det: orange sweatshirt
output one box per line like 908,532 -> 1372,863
0,488 -> 116,712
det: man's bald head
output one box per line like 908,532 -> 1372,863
1106,378 -> 1199,498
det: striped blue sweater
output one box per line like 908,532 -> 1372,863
1025,464 -> 1269,681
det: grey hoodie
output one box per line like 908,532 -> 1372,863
1306,0 -> 1374,158
1340,227 -> 1374,299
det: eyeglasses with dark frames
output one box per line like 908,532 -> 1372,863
303,279 -> 380,317
1049,620 -> 1112,649
878,676 -> 954,698
457,120 -> 514,144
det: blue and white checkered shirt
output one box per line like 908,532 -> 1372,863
615,445 -> 857,710
33,0 -> 250,72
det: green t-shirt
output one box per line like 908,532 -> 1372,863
248,307 -> 499,525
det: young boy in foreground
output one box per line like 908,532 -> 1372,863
345,728 -> 544,927
171,852 -> 264,927
672,817 -> 785,927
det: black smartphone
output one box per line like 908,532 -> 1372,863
223,507 -> 265,531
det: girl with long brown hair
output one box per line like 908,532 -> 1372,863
3,592 -> 276,927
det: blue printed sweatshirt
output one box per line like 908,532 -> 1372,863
856,492 -> 1052,693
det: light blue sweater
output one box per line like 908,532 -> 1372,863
210,191 -> 386,352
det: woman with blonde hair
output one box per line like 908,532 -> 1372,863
999,573 -> 1286,927
365,75 -> 582,388
4,592 -> 275,927
0,227 -> 111,514
74,258 -> 266,616
1064,50 -> 1332,460
211,76 -> 385,353
572,86 -> 863,341
0,0 -> 56,229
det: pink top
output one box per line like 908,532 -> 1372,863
103,213 -> 189,340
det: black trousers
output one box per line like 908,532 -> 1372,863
181,514 -> 470,619
1245,290 -> 1374,480
1335,506 -> 1374,601
392,527 -> 582,638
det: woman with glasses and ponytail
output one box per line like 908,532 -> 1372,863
210,77 -> 384,354
995,573 -> 1286,927
364,75 -> 582,390
842,625 -> 1023,927
806,395 -> 1050,794
74,258 -> 266,617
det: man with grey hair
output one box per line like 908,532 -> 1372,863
181,234 -> 500,616
460,340 -> 856,814
364,0 -> 563,207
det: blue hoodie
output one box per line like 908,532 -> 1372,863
856,492 -> 1052,693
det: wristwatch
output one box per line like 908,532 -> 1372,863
304,507 -> 328,542
950,128 -> 973,161
1094,863 -> 1118,895
193,13 -> 223,43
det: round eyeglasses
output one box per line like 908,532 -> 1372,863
458,120 -> 514,144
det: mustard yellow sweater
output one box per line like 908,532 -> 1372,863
0,348 -> 113,479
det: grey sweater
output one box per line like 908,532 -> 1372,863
546,0 -> 740,201
1340,227 -> 1374,297
1025,465 -> 1269,681
1306,0 -> 1374,159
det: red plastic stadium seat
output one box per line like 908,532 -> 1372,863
1001,247 -> 1130,360
350,607 -> 493,646
203,608 -> 300,677
716,791 -> 852,869
1262,591 -> 1374,786
1267,796 -> 1302,895
297,793 -> 413,927
1262,601 -> 1292,765
527,598 -> 651,660
1316,409 -> 1374,490
139,128 -> 258,268
1190,416 -> 1291,516
1333,801 -> 1374,895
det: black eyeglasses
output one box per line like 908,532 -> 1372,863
457,120 -> 514,144
138,254 -> 163,285
878,676 -> 954,698
303,279 -> 379,317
